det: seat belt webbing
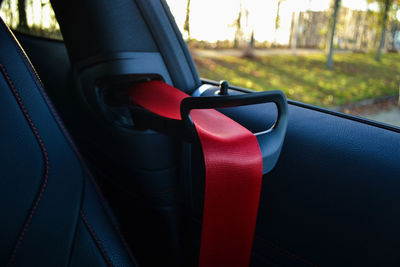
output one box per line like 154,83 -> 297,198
128,80 -> 263,267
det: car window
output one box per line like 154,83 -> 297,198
166,0 -> 400,128
0,0 -> 62,40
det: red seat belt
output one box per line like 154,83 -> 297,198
128,80 -> 262,267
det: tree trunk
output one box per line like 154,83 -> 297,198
353,11 -> 362,50
274,0 -> 282,46
326,0 -> 341,70
18,0 -> 28,31
234,3 -> 242,49
184,0 -> 191,40
391,22 -> 398,51
376,0 -> 391,61
290,11 -> 299,54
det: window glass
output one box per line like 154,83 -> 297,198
0,0 -> 62,40
167,0 -> 400,127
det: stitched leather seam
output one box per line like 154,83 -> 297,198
1,21 -> 134,259
255,236 -> 318,267
0,63 -> 50,267
80,210 -> 113,267
0,21 -> 91,192
19,46 -> 135,260
67,168 -> 87,267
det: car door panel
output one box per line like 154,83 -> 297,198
204,87 -> 400,266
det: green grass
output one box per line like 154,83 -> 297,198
193,52 -> 400,107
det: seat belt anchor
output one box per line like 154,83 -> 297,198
180,90 -> 288,174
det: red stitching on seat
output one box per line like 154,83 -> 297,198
12,31 -> 115,214
0,63 -> 50,267
255,236 -> 318,267
14,42 -> 135,257
0,21 -> 93,192
80,210 -> 113,267
1,21 -> 133,261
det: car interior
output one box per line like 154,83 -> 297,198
1,0 -> 400,266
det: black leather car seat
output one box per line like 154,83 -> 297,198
0,18 -> 137,266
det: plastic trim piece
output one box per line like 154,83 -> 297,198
134,0 -> 201,92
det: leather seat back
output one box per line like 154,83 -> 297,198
0,18 -> 136,266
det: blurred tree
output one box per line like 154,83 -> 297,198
274,0 -> 286,46
0,0 -> 15,27
183,0 -> 191,40
387,2 -> 399,51
326,0 -> 341,69
17,0 -> 28,30
233,1 -> 243,48
389,13 -> 400,50
242,30 -> 255,58
375,0 -> 392,61
250,30 -> 255,48
353,11 -> 362,50
370,0 -> 400,60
